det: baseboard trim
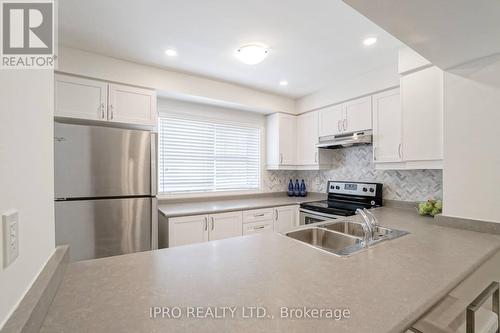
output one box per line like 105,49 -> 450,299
1,245 -> 69,333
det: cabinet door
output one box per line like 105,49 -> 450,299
55,74 -> 107,121
344,96 -> 372,132
297,111 -> 319,165
169,214 -> 208,247
373,89 -> 402,163
401,66 -> 443,161
274,206 -> 297,233
278,114 -> 297,165
209,211 -> 243,241
318,104 -> 343,137
108,83 -> 157,126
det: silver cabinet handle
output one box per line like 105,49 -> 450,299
337,120 -> 341,132
343,118 -> 347,131
398,143 -> 402,159
373,147 -> 377,161
100,103 -> 105,119
314,151 -> 318,163
204,217 -> 208,231
254,213 -> 265,217
466,281 -> 499,333
211,217 -> 214,231
280,153 -> 283,164
253,225 -> 265,230
275,210 -> 279,221
109,104 -> 114,120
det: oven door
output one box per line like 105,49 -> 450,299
299,208 -> 345,225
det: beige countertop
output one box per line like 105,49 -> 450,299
40,207 -> 500,333
158,192 -> 327,218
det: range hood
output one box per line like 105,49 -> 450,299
317,130 -> 372,149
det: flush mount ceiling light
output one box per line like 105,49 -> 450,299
279,80 -> 288,86
165,49 -> 178,57
363,37 -> 377,46
235,44 -> 269,65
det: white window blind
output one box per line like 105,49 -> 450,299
158,116 -> 261,194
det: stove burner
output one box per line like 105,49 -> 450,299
300,181 -> 383,219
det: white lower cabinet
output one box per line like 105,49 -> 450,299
208,211 -> 243,241
169,211 -> 242,247
273,205 -> 298,233
168,214 -> 208,247
168,205 -> 298,247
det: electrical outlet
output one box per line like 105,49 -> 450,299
2,210 -> 19,268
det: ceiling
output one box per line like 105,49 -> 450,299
344,0 -> 500,70
58,0 -> 402,98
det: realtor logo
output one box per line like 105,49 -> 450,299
1,0 -> 56,68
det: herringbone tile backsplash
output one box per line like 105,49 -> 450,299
264,145 -> 442,202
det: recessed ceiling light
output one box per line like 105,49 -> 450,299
279,80 -> 288,86
363,37 -> 377,46
235,44 -> 269,65
165,49 -> 178,57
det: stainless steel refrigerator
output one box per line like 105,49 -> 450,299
54,122 -> 157,262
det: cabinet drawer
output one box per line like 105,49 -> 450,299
242,221 -> 274,236
243,208 -> 274,224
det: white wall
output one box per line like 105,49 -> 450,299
58,47 -> 295,114
296,63 -> 399,112
158,98 -> 266,125
443,55 -> 500,223
0,70 -> 55,327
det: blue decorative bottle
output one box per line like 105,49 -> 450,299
300,179 -> 307,197
287,179 -> 294,197
294,179 -> 300,197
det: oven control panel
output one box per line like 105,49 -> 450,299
328,181 -> 378,197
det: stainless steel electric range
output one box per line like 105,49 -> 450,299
300,181 -> 383,225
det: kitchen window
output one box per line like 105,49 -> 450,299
158,116 -> 261,194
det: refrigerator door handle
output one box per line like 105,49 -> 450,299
151,132 -> 158,196
151,197 -> 158,250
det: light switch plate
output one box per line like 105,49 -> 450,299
2,210 -> 19,268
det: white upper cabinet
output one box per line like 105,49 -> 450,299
372,88 -> 402,163
318,104 -> 343,137
318,96 -> 372,138
296,111 -> 333,170
297,111 -> 318,166
208,211 -> 243,241
343,96 -> 372,133
108,83 -> 157,126
401,66 -> 443,162
55,74 -> 157,127
55,74 -> 107,121
266,113 -> 297,169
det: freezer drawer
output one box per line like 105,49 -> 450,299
54,122 -> 154,198
55,197 -> 153,261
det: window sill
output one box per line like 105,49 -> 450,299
157,190 -> 264,201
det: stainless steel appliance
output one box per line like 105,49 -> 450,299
54,122 -> 157,261
299,181 -> 383,225
316,130 -> 372,149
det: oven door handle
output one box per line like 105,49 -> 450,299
299,208 -> 346,219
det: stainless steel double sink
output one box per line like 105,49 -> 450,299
285,220 -> 409,257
